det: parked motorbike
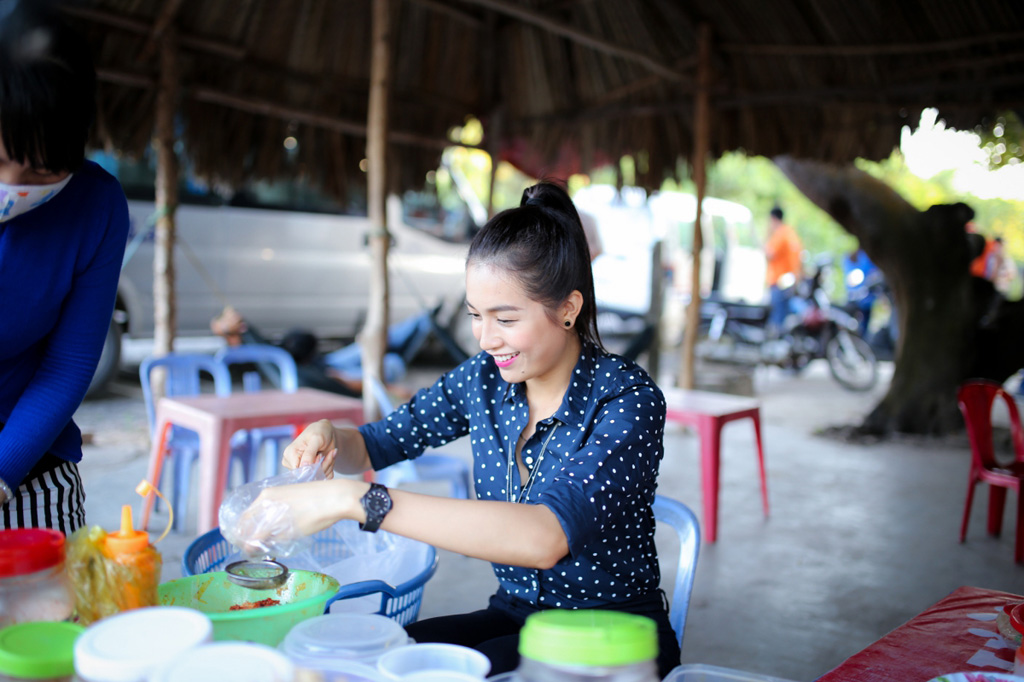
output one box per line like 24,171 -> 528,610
842,257 -> 898,362
697,257 -> 879,391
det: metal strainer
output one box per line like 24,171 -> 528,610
225,558 -> 289,589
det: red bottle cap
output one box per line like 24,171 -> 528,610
1010,603 -> 1024,636
0,528 -> 65,577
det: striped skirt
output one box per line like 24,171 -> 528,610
2,458 -> 86,537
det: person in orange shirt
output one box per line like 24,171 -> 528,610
764,206 -> 803,333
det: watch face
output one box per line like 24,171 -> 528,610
366,488 -> 392,515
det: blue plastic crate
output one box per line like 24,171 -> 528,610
183,526 -> 439,626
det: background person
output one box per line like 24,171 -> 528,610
242,182 -> 681,677
210,305 -> 410,399
842,247 -> 879,337
764,206 -> 803,334
0,2 -> 130,533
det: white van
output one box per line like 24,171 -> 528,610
88,154 -> 472,393
573,185 -> 766,314
648,190 -> 766,305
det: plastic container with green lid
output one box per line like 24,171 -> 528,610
0,621 -> 85,681
516,610 -> 659,682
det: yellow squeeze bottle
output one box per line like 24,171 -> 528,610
101,505 -> 162,612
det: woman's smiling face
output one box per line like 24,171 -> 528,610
465,262 -> 579,385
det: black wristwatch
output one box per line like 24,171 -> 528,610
359,482 -> 393,532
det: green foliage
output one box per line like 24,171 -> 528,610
661,149 -> 1023,301
856,151 -> 1024,273
976,111 -> 1024,169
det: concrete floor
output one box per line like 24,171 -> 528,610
73,357 -> 1024,682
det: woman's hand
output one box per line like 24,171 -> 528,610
236,479 -> 366,554
283,420 -> 338,478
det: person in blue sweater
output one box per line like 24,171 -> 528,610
0,2 -> 129,534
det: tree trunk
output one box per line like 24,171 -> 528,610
153,24 -> 179,399
677,23 -> 711,389
362,0 -> 392,422
774,156 -> 1024,436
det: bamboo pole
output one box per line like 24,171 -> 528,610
94,68 -> 474,152
153,24 -> 179,373
677,23 -> 711,390
362,0 -> 392,422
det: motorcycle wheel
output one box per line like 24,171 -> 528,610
825,330 -> 878,392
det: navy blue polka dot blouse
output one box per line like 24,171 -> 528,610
359,343 -> 667,609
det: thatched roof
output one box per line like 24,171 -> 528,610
67,0 -> 1024,197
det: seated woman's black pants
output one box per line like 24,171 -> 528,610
404,589 -> 681,679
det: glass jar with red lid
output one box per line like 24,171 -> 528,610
0,528 -> 74,626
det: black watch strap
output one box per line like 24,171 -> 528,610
359,482 -> 393,533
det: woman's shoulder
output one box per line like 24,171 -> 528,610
65,161 -> 128,212
585,346 -> 665,403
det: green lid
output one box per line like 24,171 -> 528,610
0,621 -> 85,679
519,610 -> 658,667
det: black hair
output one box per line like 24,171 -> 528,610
770,206 -> 784,221
467,180 -> 603,350
0,0 -> 96,173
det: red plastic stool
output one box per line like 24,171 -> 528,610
663,388 -> 769,542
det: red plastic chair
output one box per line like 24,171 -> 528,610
957,379 -> 1024,563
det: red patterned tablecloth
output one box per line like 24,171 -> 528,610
818,586 -> 1023,682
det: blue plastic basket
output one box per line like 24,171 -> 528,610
182,526 -> 439,626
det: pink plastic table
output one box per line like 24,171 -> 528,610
662,388 -> 768,542
817,586 -> 1024,681
141,388 -> 365,533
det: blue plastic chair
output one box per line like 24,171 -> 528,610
214,344 -> 300,477
652,494 -> 701,648
140,352 -> 247,530
368,376 -> 472,499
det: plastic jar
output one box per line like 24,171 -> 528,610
0,621 -> 84,682
73,606 -> 213,682
515,611 -> 659,682
281,613 -> 411,667
0,529 -> 74,627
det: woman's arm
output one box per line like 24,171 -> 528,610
0,173 -> 129,488
252,476 -> 569,569
269,416 -> 569,568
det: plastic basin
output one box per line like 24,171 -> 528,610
158,570 -> 340,646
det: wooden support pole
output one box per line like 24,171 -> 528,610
362,0 -> 392,422
677,23 -> 712,390
153,24 -> 179,370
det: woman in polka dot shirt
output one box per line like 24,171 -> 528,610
254,181 -> 679,677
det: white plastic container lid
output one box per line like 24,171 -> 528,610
150,642 -> 296,682
376,643 -> 491,680
281,613 -> 411,665
74,606 -> 213,682
401,672 -> 487,682
293,658 -> 390,682
664,664 -> 799,682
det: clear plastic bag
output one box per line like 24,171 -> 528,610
218,464 -> 324,559
217,519 -> 433,614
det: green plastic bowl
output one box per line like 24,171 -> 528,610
158,570 -> 340,646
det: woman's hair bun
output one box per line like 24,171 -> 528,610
520,181 -> 579,223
